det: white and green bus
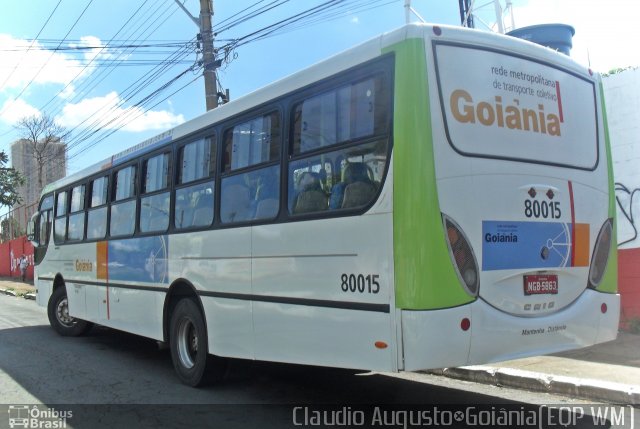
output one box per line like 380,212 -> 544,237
29,23 -> 619,386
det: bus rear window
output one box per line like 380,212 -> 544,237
434,42 -> 598,170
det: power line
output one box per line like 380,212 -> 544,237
0,0 -> 64,91
38,0 -> 153,113
0,0 -> 95,118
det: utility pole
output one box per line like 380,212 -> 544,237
174,0 -> 221,111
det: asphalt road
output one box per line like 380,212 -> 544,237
1,294 -> 635,429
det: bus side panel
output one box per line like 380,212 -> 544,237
105,288 -> 163,340
251,213 -> 396,371
170,228 -> 254,359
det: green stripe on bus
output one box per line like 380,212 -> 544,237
384,38 -> 474,310
596,80 -> 617,294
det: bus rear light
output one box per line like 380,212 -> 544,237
460,318 -> 471,331
601,303 -> 607,314
374,341 -> 388,349
443,215 -> 480,297
588,219 -> 613,288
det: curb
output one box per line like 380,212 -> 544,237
426,366 -> 640,405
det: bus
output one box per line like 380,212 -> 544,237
28,23 -> 619,387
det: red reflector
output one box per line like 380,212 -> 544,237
460,318 -> 471,331
375,341 -> 388,349
601,303 -> 607,314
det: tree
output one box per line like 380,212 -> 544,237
0,150 -> 25,208
15,113 -> 68,197
0,216 -> 22,242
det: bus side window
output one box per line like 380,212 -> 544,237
221,111 -> 280,223
38,195 -> 54,246
54,191 -> 67,243
67,184 -> 86,241
140,152 -> 170,233
87,176 -> 108,240
110,165 -> 137,237
175,136 -> 216,229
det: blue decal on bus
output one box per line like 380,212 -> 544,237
108,235 -> 169,283
482,221 -> 572,271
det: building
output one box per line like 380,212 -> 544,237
603,67 -> 640,329
10,138 -> 66,233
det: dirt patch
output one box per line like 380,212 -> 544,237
0,278 -> 35,296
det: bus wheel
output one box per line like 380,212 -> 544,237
169,298 -> 227,387
47,287 -> 92,337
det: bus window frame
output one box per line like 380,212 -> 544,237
53,190 -> 68,244
85,174 -> 110,242
41,54 -> 395,243
174,133 -> 217,231
109,162 -> 139,238
284,58 -> 394,221
66,183 -> 87,242
139,149 -> 172,235
218,108 -> 283,226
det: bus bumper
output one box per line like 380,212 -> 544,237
401,290 -> 620,371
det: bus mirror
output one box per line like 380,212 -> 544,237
27,212 -> 39,245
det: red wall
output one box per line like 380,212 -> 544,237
619,247 -> 640,328
0,236 -> 34,280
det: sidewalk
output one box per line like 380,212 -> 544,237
1,279 -> 638,404
0,277 -> 35,298
429,332 -> 640,405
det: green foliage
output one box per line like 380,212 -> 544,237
0,217 -> 23,242
0,150 -> 25,208
602,66 -> 637,77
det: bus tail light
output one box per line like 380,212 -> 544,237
588,218 -> 613,289
443,215 -> 479,297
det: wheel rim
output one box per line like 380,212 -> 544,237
177,317 -> 198,369
56,297 -> 76,327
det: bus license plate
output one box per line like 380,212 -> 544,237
523,274 -> 558,295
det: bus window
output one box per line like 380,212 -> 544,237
223,112 -> 280,172
292,75 -> 387,154
178,137 -> 215,185
175,137 -> 216,229
289,140 -> 387,214
110,165 -> 137,237
87,176 -> 108,240
140,153 -> 170,233
221,165 -> 280,223
67,184 -> 86,241
221,112 -> 281,223
38,195 -> 54,246
175,181 -> 214,228
54,191 -> 67,243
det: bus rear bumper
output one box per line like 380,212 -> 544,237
401,290 -> 620,371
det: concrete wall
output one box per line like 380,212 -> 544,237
603,68 -> 640,327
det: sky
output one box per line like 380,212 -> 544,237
0,0 -> 638,189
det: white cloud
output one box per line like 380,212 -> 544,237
57,91 -> 185,132
0,34 -> 85,92
0,98 -> 40,125
350,16 -> 359,24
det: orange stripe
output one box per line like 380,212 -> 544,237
573,223 -> 590,267
96,241 -> 108,280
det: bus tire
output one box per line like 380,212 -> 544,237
169,298 -> 227,387
47,286 -> 93,337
